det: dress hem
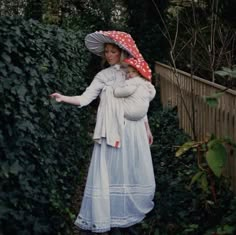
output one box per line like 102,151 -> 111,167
74,215 -> 145,233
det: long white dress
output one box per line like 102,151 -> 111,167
74,65 -> 156,233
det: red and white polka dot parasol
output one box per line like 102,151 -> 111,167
85,30 -> 144,59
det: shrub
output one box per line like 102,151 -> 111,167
0,17 -> 94,235
144,101 -> 234,234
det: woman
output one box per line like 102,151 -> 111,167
50,31 -> 155,234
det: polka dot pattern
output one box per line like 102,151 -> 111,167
85,30 -> 152,80
85,30 -> 144,59
100,31 -> 143,59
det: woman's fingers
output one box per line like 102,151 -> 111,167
50,93 -> 59,97
49,93 -> 62,102
149,135 -> 153,145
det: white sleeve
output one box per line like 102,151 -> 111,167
78,73 -> 105,107
113,81 -> 137,98
147,83 -> 156,101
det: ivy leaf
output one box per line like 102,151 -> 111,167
1,52 -> 11,63
0,205 -> 12,219
17,85 -> 27,98
13,66 -> 23,75
10,160 -> 23,175
206,140 -> 227,177
0,61 -> 5,67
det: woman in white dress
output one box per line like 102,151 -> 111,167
50,31 -> 156,234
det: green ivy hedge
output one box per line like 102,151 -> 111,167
0,17 -> 94,235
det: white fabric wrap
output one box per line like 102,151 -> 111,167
78,65 -> 126,148
114,76 -> 156,121
93,85 -> 124,148
76,67 -> 155,148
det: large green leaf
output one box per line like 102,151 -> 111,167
206,140 -> 227,177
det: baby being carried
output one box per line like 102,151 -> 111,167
113,58 -> 156,121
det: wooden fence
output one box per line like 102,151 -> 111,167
155,61 -> 236,192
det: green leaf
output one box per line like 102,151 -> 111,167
204,93 -> 224,107
204,97 -> 218,107
200,173 -> 208,192
216,224 -> 235,234
0,61 -> 5,67
189,171 -> 203,187
222,67 -> 233,73
215,67 -> 236,78
17,85 -> 27,98
222,136 -> 236,148
13,66 -> 23,75
176,141 -> 197,157
1,52 -> 11,63
0,205 -> 12,219
10,160 -> 23,175
206,140 -> 227,177
215,70 -> 229,77
154,229 -> 160,235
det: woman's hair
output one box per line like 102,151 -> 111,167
101,43 -> 130,67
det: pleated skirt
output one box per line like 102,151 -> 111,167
74,118 -> 155,233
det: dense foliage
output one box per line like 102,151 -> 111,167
0,17 -> 94,235
143,99 -> 235,234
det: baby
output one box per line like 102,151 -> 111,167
113,58 -> 156,121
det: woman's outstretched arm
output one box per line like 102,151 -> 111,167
50,93 -> 81,105
50,73 -> 104,107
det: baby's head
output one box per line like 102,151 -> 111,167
123,58 -> 152,81
126,65 -> 140,79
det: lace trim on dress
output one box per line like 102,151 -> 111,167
74,214 -> 145,233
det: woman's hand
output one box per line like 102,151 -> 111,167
144,121 -> 153,145
146,127 -> 153,145
49,93 -> 81,106
50,93 -> 64,102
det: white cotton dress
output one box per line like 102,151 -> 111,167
74,65 -> 156,233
